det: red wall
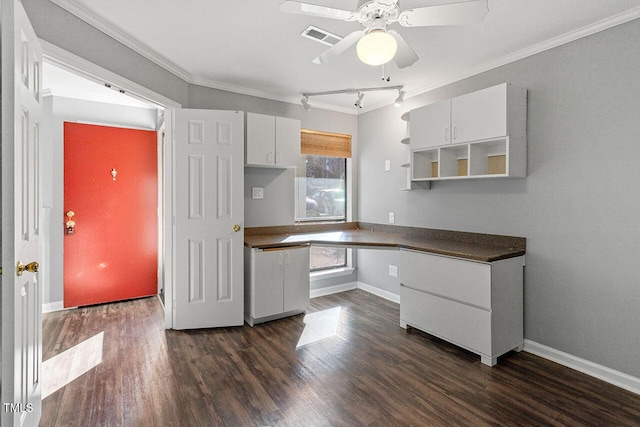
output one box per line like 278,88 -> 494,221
64,122 -> 158,307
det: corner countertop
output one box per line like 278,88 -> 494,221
244,222 -> 525,263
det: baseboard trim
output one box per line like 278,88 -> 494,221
310,281 -> 401,304
356,281 -> 400,304
42,301 -> 64,313
524,339 -> 640,396
310,282 -> 357,299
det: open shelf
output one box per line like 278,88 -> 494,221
469,139 -> 507,176
440,145 -> 469,178
412,148 -> 438,180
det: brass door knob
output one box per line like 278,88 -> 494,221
17,261 -> 39,277
233,224 -> 241,232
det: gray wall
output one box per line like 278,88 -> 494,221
23,0 -> 189,106
44,96 -> 158,304
357,19 -> 640,378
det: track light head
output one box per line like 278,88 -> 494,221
354,92 -> 365,109
394,89 -> 405,107
301,96 -> 311,111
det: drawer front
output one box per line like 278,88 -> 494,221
401,286 -> 491,355
401,250 -> 491,309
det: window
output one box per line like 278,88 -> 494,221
296,155 -> 346,220
295,129 -> 351,271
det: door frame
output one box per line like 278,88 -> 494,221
42,40 -> 180,328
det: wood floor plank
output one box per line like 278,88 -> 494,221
41,291 -> 640,427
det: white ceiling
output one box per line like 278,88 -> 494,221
48,0 -> 640,113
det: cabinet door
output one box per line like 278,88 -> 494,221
451,83 -> 507,143
410,99 -> 451,149
253,250 -> 284,318
275,116 -> 301,167
283,247 -> 310,313
246,112 -> 275,165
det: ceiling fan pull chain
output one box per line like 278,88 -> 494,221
381,63 -> 390,81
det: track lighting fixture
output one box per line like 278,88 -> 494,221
301,96 -> 311,111
394,90 -> 405,107
300,85 -> 404,111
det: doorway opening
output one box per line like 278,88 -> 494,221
41,51 -> 176,326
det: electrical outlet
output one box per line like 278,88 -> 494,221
388,212 -> 395,224
389,264 -> 398,277
384,159 -> 391,171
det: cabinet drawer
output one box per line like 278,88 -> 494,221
401,286 -> 491,355
401,250 -> 491,309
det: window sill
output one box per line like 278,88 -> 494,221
310,267 -> 355,282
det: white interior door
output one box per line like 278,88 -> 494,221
1,0 -> 44,426
173,109 -> 244,329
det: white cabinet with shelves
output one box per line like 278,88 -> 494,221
406,83 -> 527,181
400,250 -> 525,366
245,112 -> 301,167
244,246 -> 310,326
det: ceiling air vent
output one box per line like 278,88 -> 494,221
301,25 -> 343,46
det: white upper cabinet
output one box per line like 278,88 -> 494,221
451,83 -> 508,143
410,99 -> 451,149
408,83 -> 527,181
246,112 -> 301,167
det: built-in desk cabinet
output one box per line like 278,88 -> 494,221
245,112 -> 301,167
400,249 -> 525,366
244,246 -> 310,326
408,83 -> 527,181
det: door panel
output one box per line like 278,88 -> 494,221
174,109 -> 244,329
283,247 -> 310,313
63,123 -> 158,307
1,1 -> 44,425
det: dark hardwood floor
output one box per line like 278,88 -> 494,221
41,290 -> 640,426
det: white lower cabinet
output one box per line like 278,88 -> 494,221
244,246 -> 310,326
400,249 -> 524,366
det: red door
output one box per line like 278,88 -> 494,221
64,122 -> 158,307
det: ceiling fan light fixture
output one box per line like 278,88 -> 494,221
356,29 -> 397,66
394,89 -> 405,107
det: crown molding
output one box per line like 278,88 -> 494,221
48,0 -> 640,115
49,0 -> 192,82
187,75 -> 357,115
400,6 -> 640,107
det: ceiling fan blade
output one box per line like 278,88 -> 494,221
398,0 -> 488,27
388,30 -> 419,69
312,30 -> 365,64
280,1 -> 357,21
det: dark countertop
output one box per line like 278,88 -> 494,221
244,222 -> 525,263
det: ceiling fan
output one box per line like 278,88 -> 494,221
280,0 -> 489,68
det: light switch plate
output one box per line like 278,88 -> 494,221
389,212 -> 395,224
384,159 -> 391,171
252,187 -> 264,199
389,264 -> 398,277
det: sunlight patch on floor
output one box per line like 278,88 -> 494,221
296,306 -> 342,349
42,331 -> 104,399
